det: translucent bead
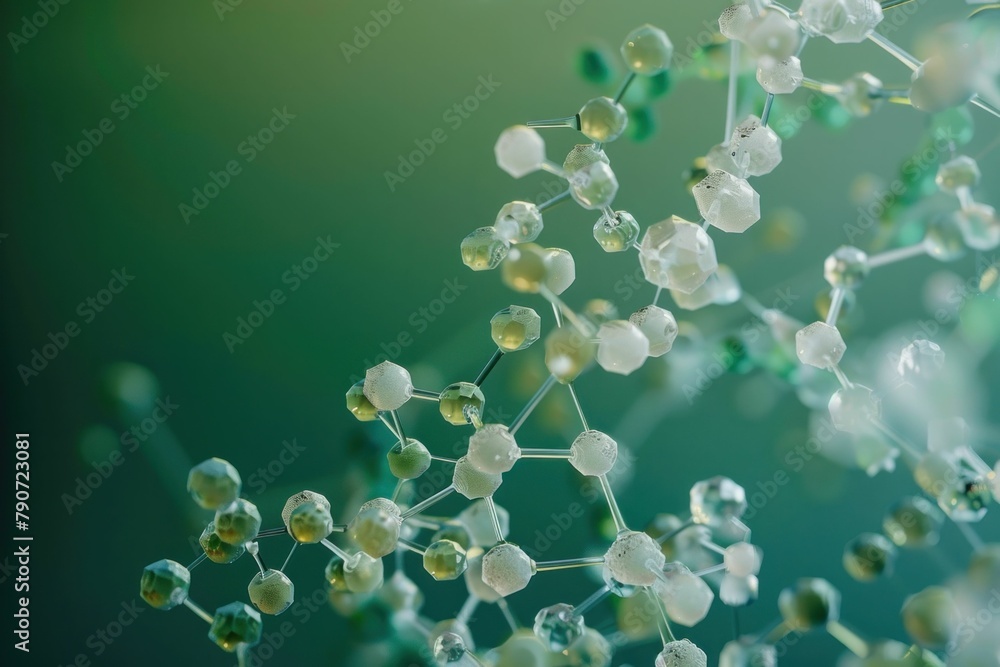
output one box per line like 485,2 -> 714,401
214,499 -> 262,545
578,97 -> 628,143
756,56 -> 803,94
502,244 -> 548,293
464,548 -> 502,601
460,500 -> 510,546
597,320 -> 650,375
914,452 -> 959,497
728,115 -> 782,177
646,513 -> 710,563
187,458 -> 241,510
828,384 -> 880,434
621,24 -> 674,75
909,57 -> 975,114
603,530 -> 665,586
346,381 -> 379,422
569,161 -> 619,210
433,521 -> 473,551
570,430 -> 619,476
724,542 -> 761,577
593,210 -> 640,252
481,543 -> 535,596
439,383 -> 486,426
883,496 -> 944,548
690,476 -> 747,526
453,456 -> 504,499
798,0 -> 883,43
200,522 -> 245,564
953,204 -> 1000,251
433,632 -> 468,664
495,126 -> 546,179
565,628 -> 613,667
629,306 -> 679,357
583,299 -> 619,326
247,569 -> 294,615
424,539 -> 468,581
937,474 -> 991,522
719,639 -> 777,667
563,144 -> 609,174
693,171 -> 761,233
843,533 -> 896,581
924,215 -> 966,261
289,501 -> 334,544
208,602 -> 262,652
719,3 -> 754,41
936,156 -> 980,193
835,73 -> 884,117
778,578 -> 841,630
363,361 -> 413,411
654,562 -> 715,626
491,305 -> 542,352
545,248 -> 576,295
927,417 -> 968,455
379,570 -> 423,614
719,573 -> 759,606
489,630 -> 550,666
140,559 -> 191,609
655,640 -> 707,667
545,327 -> 597,383
901,587 -> 957,648
343,552 -> 384,593
495,201 -> 543,244
387,438 -> 432,479
467,423 -> 520,474
639,217 -> 719,294
348,499 -> 401,558
533,603 -> 584,651
795,321 -> 846,369
744,9 -> 801,60
897,340 -> 945,382
824,246 -> 870,289
281,490 -> 331,527
461,226 -> 510,271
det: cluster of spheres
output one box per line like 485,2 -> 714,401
143,1 -> 1000,665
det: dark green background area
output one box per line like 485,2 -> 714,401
2,0 -> 999,665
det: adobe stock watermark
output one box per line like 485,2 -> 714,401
51,66 -> 169,182
339,0 -> 416,62
16,268 -> 136,386
7,0 -> 72,53
223,236 -> 340,352
384,75 -> 502,191
545,0 -> 590,31
179,107 -> 296,224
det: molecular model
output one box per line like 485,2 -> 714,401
141,1 -> 1000,665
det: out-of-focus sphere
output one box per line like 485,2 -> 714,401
603,530 -> 666,586
621,24 -> 674,75
247,570 -> 294,615
655,562 -> 715,626
824,246 -> 870,289
719,3 -> 754,41
744,9 -> 802,59
578,97 -> 628,143
363,361 -> 413,411
936,155 -> 980,193
690,476 -> 747,526
629,305 -> 679,357
495,201 -> 543,244
901,586 -> 958,648
564,628 -> 613,667
795,321 -> 846,368
348,500 -> 401,558
798,0 -> 883,43
544,248 -> 576,295
897,340 -> 945,382
883,496 -> 944,548
953,204 -> 1000,251
461,226 -> 510,271
343,552 -> 385,593
835,72 -> 884,117
597,320 -> 649,375
467,424 -> 520,474
828,384 -> 881,434
570,161 -> 619,210
655,639 -> 707,667
639,217 -> 719,294
719,639 -> 777,667
924,215 -> 967,261
481,543 -> 535,596
570,430 -> 619,477
459,500 -> 510,546
756,56 -> 803,94
491,305 -> 541,352
502,243 -> 548,293
909,57 -> 975,114
495,126 -> 546,178
720,573 -> 759,607
545,327 -> 596,384
464,548 -> 502,602
843,533 -> 896,581
724,542 -> 762,577
778,578 -> 841,630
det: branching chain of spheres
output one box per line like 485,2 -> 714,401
139,1 -> 1000,666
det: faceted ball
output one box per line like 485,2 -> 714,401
795,321 -> 846,369
423,539 -> 468,581
604,530 -> 665,587
621,24 -> 674,75
639,217 -> 718,294
481,543 -> 535,596
953,203 -> 1000,251
289,500 -> 334,544
433,521 -> 473,551
578,97 -> 628,143
937,474 -> 991,522
380,570 -> 424,614
724,542 -> 761,577
744,9 -> 801,59
824,246 -> 870,289
798,0 -> 883,43
693,171 -> 761,233
453,456 -> 504,499
728,116 -> 782,177
902,586 -> 958,648
570,430 -> 618,476
564,628 -> 613,667
629,306 -> 678,356
883,496 -> 943,548
569,161 -> 619,210
214,499 -> 262,545
597,320 -> 649,375
363,361 -> 413,411
836,72 -> 884,116
348,499 -> 401,558
544,247 -> 576,295
655,639 -> 707,667
495,126 -> 545,179
756,56 -> 803,94
462,226 -> 510,271
719,639 -> 777,667
324,557 -> 349,591
719,3 -> 754,41
464,548 -> 502,602
828,384 -> 881,434
936,155 -> 980,193
495,201 -> 543,244
200,522 -> 245,564
187,458 -> 241,510
433,631 -> 468,663
909,56 -> 975,114
502,244 -> 548,293
843,533 -> 896,581
690,476 -> 747,526
467,424 -> 520,474
897,340 -> 945,382
594,210 -> 640,252
387,438 -> 432,479
563,143 -> 609,174
533,603 -> 584,651
208,602 -> 262,652
140,559 -> 191,610
545,327 -> 597,384
343,552 -> 385,593
778,578 -> 841,630
439,383 -> 486,426
719,573 -> 759,607
247,569 -> 294,615
655,562 -> 715,626
346,381 -> 379,421
491,305 -> 541,352
459,499 -> 510,546
281,490 -> 331,527
924,215 -> 967,261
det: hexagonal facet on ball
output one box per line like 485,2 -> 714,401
453,456 -> 504,499
495,201 -> 543,244
187,458 -> 241,510
604,530 -> 666,587
491,305 -> 541,352
578,97 -> 628,143
629,305 -> 679,356
778,578 -> 841,630
281,490 -> 331,527
495,126 -> 546,179
690,476 -> 747,526
795,321 -> 846,369
388,438 -> 432,480
757,56 -> 803,94
439,382 -> 486,426
467,424 -> 520,474
248,569 -> 294,615
200,522 -> 245,564
481,543 -> 535,596
214,499 -> 262,545
594,210 -> 641,252
346,381 -> 379,422
597,320 -> 649,375
569,161 -> 619,210
639,217 -> 718,294
461,226 -> 510,271
533,603 -> 584,651
621,24 -> 674,75
423,539 -> 468,581
655,639 -> 707,667
140,559 -> 191,609
798,0 -> 884,44
348,498 -> 401,558
570,430 -> 618,477
208,602 -> 262,652
693,171 -> 761,233
363,361 -> 413,411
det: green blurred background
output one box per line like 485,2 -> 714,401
2,0 -> 1000,664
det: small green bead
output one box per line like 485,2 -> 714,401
462,227 -> 509,271
491,305 -> 541,352
187,458 -> 241,510
843,533 -> 896,581
387,438 -> 431,480
778,578 -> 840,630
324,557 -> 349,591
439,382 -> 486,426
346,381 -> 379,421
247,570 -> 294,615
423,539 -> 468,581
140,559 -> 190,610
208,602 -> 263,652
214,499 -> 261,545
289,500 -> 334,544
200,522 -> 245,564
432,521 -> 473,551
